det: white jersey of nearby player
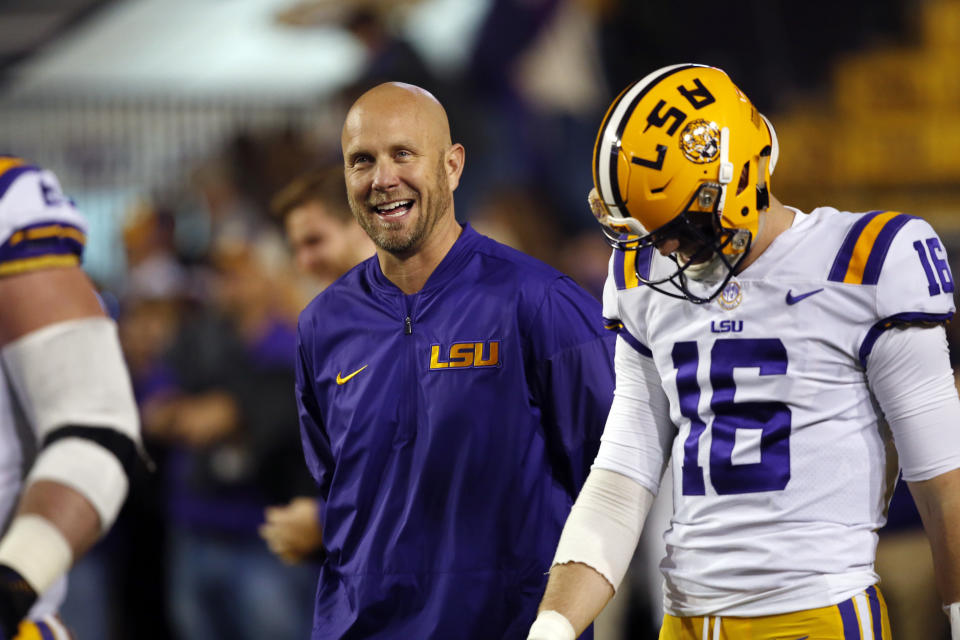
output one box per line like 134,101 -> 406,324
600,206 -> 956,617
0,157 -> 88,615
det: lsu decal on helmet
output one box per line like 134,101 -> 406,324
591,63 -> 779,303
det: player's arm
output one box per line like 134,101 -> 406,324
0,266 -> 141,635
908,468 -> 960,630
529,335 -> 673,640
865,323 -> 960,637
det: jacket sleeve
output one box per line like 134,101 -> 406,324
527,276 -> 616,498
295,323 -> 334,507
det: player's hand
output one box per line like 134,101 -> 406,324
259,497 -> 323,565
0,565 -> 36,640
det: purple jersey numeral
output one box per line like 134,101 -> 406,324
674,338 -> 792,496
914,238 -> 954,296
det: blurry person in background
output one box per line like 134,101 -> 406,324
0,157 -> 142,639
258,168 -> 374,567
144,237 -> 317,640
272,167 -> 375,289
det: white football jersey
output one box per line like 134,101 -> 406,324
0,157 -> 88,615
600,206 -> 957,616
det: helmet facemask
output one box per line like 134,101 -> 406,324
594,181 -> 752,303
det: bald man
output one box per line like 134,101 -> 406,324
293,82 -> 615,639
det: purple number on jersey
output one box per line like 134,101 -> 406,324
673,338 -> 792,495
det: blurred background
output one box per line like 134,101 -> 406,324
1,0 -> 958,638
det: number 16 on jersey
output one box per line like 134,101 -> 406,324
673,338 -> 792,496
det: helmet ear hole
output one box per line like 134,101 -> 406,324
735,161 -> 749,196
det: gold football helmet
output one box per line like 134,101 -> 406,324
591,63 -> 778,303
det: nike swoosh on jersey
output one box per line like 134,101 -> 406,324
785,288 -> 824,305
336,365 -> 368,385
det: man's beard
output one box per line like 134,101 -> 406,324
352,163 -> 451,255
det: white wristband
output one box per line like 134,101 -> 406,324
947,602 -> 960,640
0,515 -> 73,594
527,610 -> 576,640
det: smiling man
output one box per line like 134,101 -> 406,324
292,82 -> 616,639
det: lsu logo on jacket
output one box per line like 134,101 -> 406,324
429,340 -> 500,369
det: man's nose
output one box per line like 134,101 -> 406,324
372,161 -> 399,190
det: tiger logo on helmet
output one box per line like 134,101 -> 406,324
590,63 -> 778,303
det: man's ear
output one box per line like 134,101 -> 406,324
446,143 -> 465,191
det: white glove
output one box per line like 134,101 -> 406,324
948,602 -> 960,640
527,610 -> 575,640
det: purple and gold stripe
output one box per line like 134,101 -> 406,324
836,587 -> 890,639
613,239 -> 638,290
7,222 -> 86,247
603,315 -> 652,356
0,221 -> 86,276
17,620 -> 56,640
613,242 -> 652,291
603,317 -> 622,332
828,211 -> 917,285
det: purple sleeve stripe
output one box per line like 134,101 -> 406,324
861,214 -> 917,285
616,326 -> 652,357
0,243 -> 84,265
837,596 -> 861,639
13,220 -> 84,235
636,245 -> 654,281
613,246 -> 626,290
866,586 -> 883,640
0,241 -> 85,263
0,164 -> 38,199
0,220 -> 85,252
36,620 -> 56,640
603,317 -> 622,331
858,311 -> 954,367
828,210 -> 884,282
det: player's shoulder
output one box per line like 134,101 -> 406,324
0,156 -> 69,214
800,206 -> 954,319
812,206 -> 935,287
0,156 -> 88,275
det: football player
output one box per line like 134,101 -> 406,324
527,64 -> 960,640
0,157 -> 141,639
